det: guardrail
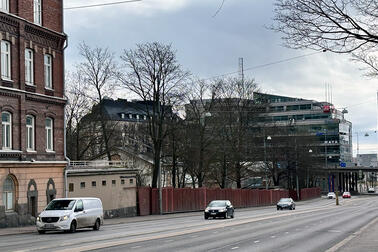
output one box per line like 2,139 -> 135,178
68,160 -> 134,169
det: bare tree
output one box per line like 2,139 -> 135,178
272,0 -> 378,76
65,71 -> 95,160
119,42 -> 190,188
216,77 -> 261,188
77,42 -> 119,160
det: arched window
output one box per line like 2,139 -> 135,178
26,115 -> 35,151
3,176 -> 15,211
45,117 -> 53,151
1,111 -> 12,149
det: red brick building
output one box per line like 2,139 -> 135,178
0,0 -> 66,227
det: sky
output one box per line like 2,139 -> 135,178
63,0 -> 378,156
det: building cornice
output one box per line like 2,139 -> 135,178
0,86 -> 67,103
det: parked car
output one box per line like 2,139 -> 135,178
276,198 -> 295,210
342,192 -> 351,198
36,198 -> 104,234
204,200 -> 234,219
327,192 -> 336,199
368,187 -> 375,193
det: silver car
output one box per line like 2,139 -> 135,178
277,198 -> 295,210
36,198 -> 104,234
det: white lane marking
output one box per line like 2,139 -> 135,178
285,232 -> 289,234
254,240 -> 260,243
191,235 -> 199,238
213,231 -> 218,234
165,239 -> 174,243
131,246 -> 141,249
325,217 -> 378,252
231,247 -> 239,250
328,230 -> 341,233
271,236 -> 276,238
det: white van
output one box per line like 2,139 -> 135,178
36,197 -> 104,234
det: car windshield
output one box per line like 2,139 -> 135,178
208,201 -> 227,207
279,198 -> 291,202
45,200 -> 76,210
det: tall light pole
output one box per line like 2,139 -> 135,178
307,149 -> 313,188
264,135 -> 271,189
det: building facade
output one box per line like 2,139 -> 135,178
67,162 -> 138,218
0,0 -> 66,227
254,93 -> 353,192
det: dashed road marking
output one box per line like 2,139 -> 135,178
271,236 -> 276,238
254,240 -> 260,244
131,246 -> 141,249
231,247 -> 239,250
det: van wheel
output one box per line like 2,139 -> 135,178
93,219 -> 100,231
38,230 -> 45,234
70,220 -> 77,233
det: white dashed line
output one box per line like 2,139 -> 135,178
285,232 -> 289,234
165,239 -> 174,243
231,247 -> 239,250
254,240 -> 260,244
271,236 -> 276,238
131,246 -> 141,249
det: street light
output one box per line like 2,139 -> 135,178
307,149 -> 313,188
263,135 -> 271,189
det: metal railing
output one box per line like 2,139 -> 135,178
68,160 -> 134,169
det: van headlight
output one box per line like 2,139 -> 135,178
36,216 -> 41,222
219,208 -> 227,212
205,208 -> 209,212
60,215 -> 70,221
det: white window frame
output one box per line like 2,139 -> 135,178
26,115 -> 35,151
1,40 -> 11,80
45,117 -> 53,151
25,49 -> 34,85
0,0 -> 9,13
44,54 -> 52,89
34,0 -> 42,25
1,111 -> 11,150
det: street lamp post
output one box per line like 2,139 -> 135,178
263,135 -> 271,189
307,149 -> 313,188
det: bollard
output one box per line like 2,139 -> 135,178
336,191 -> 339,205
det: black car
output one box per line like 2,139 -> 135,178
204,200 -> 234,219
277,198 -> 295,210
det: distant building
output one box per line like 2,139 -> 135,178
357,154 -> 377,167
0,1 -> 66,227
254,92 -> 353,192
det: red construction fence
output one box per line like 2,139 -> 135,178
137,187 -> 321,215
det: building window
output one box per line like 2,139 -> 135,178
3,176 -> 15,211
92,181 -> 96,187
121,179 -> 125,185
102,180 -> 106,186
1,40 -> 11,80
80,182 -> 85,189
130,178 -> 134,184
34,0 -> 42,25
45,118 -> 53,151
26,115 -> 35,151
68,183 -> 74,192
121,113 -> 125,119
129,114 -> 132,119
0,0 -> 9,12
112,180 -> 116,186
44,54 -> 52,89
1,112 -> 11,150
25,49 -> 34,85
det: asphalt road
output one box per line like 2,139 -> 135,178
1,196 -> 377,252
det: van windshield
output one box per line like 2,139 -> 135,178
45,200 -> 76,210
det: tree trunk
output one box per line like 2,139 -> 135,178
151,147 -> 161,188
221,153 -> 227,188
171,134 -> 176,188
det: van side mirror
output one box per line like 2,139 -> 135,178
75,207 -> 83,212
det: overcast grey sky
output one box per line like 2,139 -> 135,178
64,0 -> 378,156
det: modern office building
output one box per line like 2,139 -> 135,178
0,1 -> 67,227
253,92 -> 353,192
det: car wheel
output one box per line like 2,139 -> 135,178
38,230 -> 45,234
93,219 -> 100,231
231,212 -> 234,218
70,220 -> 77,233
204,215 -> 209,220
224,212 -> 228,219
277,207 -> 279,210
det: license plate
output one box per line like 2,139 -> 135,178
211,213 -> 216,215
44,224 -> 55,228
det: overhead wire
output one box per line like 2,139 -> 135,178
64,0 -> 142,10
